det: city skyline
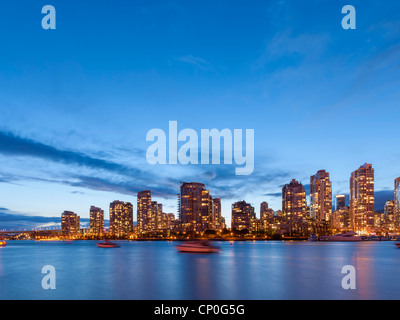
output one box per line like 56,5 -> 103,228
1,164 -> 400,233
1,0 -> 400,230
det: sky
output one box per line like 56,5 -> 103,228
0,0 -> 400,230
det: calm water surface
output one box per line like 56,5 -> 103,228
1,240 -> 399,300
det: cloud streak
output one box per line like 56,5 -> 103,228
0,130 -> 143,177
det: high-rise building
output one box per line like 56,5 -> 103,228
109,201 -> 133,236
151,201 -> 159,231
282,179 -> 307,234
231,200 -> 255,231
332,206 -> 350,231
61,211 -> 80,235
395,177 -> 400,227
310,170 -> 332,222
260,202 -> 274,220
157,203 -> 163,230
350,163 -> 375,233
336,194 -> 346,210
89,206 -> 104,234
260,201 -> 274,230
165,213 -> 175,230
384,200 -> 395,215
212,198 -> 222,230
330,209 -> 341,230
201,189 -> 213,230
137,191 -> 152,234
179,182 -> 214,231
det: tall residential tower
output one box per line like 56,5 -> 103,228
89,206 -> 104,234
282,179 -> 307,234
109,201 -> 133,236
310,170 -> 332,222
350,163 -> 375,232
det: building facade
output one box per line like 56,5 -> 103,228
282,179 -> 307,234
89,206 -> 104,234
212,198 -> 222,231
350,163 -> 375,233
109,201 -> 133,236
395,177 -> 400,227
231,200 -> 255,231
61,211 -> 80,235
260,201 -> 275,230
335,194 -> 346,211
179,182 -> 214,231
310,170 -> 332,222
137,190 -> 152,234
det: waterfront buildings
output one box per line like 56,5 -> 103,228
260,201 -> 275,229
332,206 -> 350,231
89,206 -> 104,234
178,182 -> 219,232
385,200 -> 395,215
310,170 -> 332,223
212,198 -> 222,230
231,200 -> 255,231
137,190 -> 152,234
179,182 -> 206,231
109,200 -> 133,236
350,163 -> 375,233
137,191 -> 173,235
260,202 -> 274,221
395,177 -> 400,227
61,211 -> 80,235
336,194 -> 346,210
282,179 -> 307,234
52,166 -> 399,239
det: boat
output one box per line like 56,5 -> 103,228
176,241 -> 220,253
0,240 -> 6,247
395,243 -> 400,248
319,231 -> 362,242
307,234 -> 318,242
96,240 -> 120,248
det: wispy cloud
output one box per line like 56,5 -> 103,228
0,130 -> 143,177
252,31 -> 330,71
0,129 -> 290,203
176,55 -> 216,72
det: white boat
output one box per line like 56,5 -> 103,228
176,241 -> 220,253
319,231 -> 362,242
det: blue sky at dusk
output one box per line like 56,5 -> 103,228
0,0 -> 399,229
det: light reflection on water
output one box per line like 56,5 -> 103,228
0,240 -> 399,300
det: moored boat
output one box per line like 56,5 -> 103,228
0,240 -> 6,247
307,234 -> 318,242
176,241 -> 220,253
319,231 -> 362,242
97,240 -> 120,248
395,243 -> 400,248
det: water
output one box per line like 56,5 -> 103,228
1,240 -> 399,300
